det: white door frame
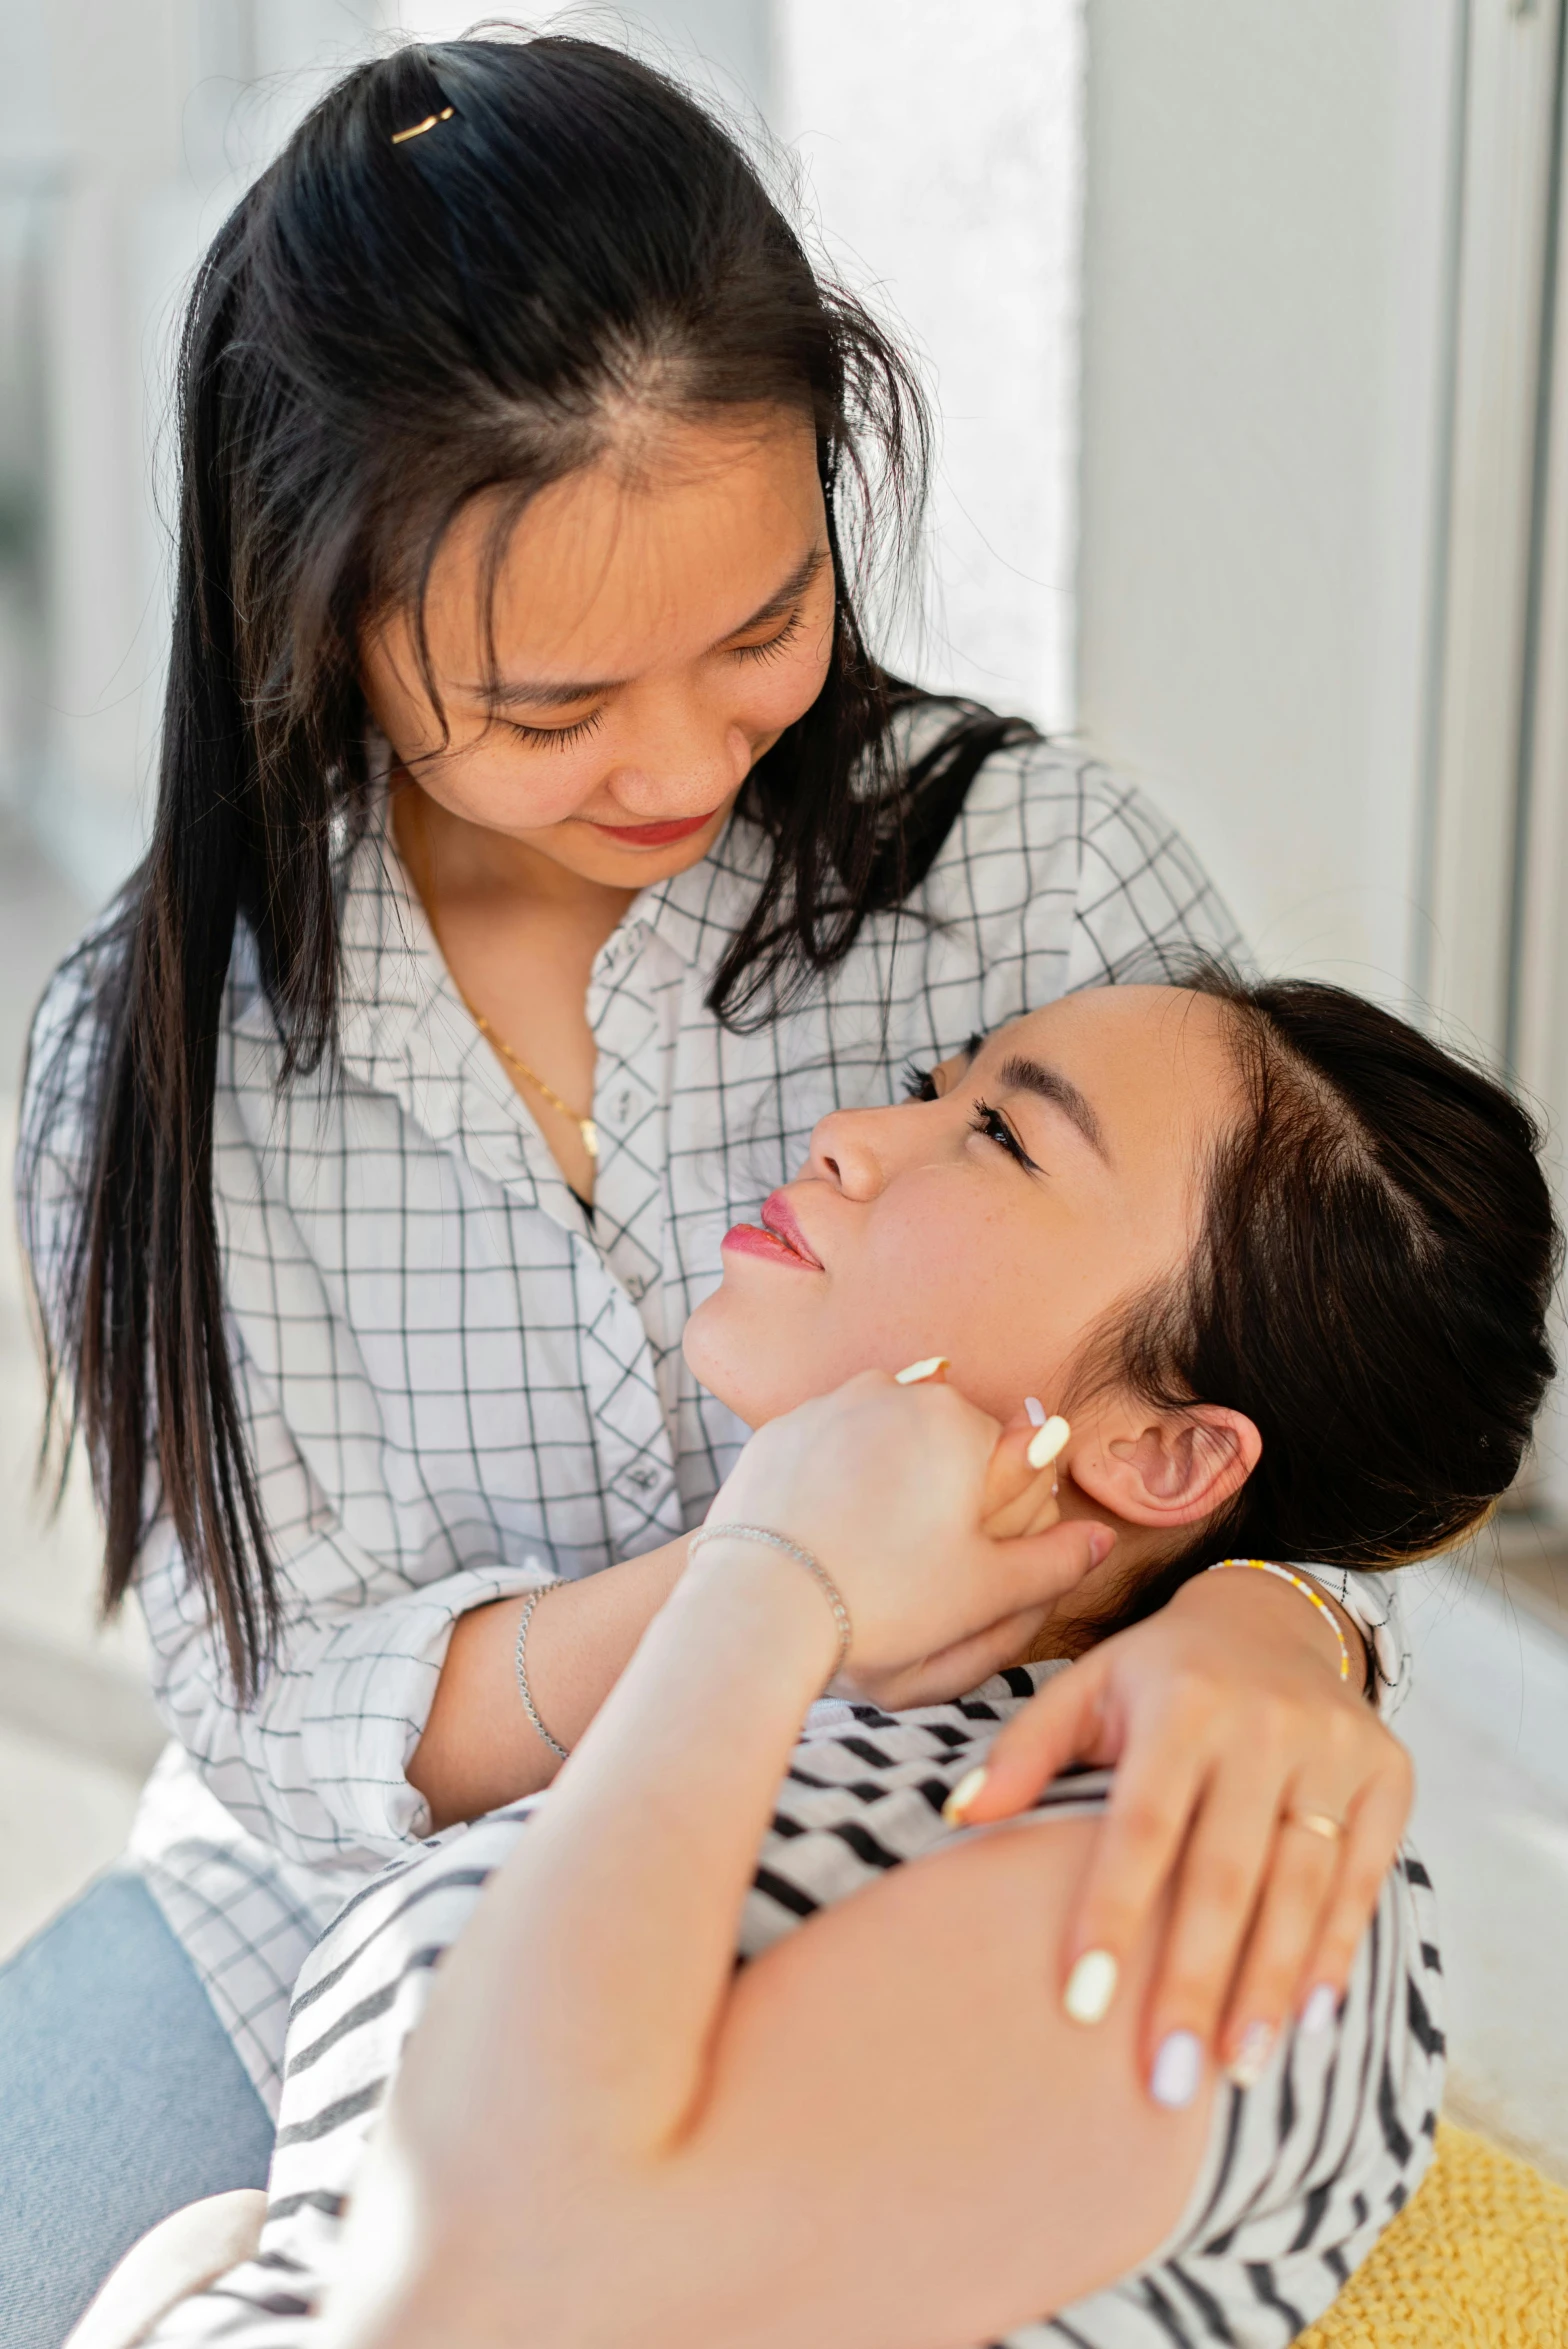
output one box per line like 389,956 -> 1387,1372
1418,0 -> 1564,1069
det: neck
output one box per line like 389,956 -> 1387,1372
393,778 -> 639,939
1020,1491 -> 1190,1664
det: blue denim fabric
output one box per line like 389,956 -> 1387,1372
0,1870 -> 274,2347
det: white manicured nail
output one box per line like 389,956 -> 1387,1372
943,1766 -> 988,1824
1024,1395 -> 1048,1426
1063,1948 -> 1118,2025
1151,2030 -> 1202,2109
894,1356 -> 949,1384
1300,1982 -> 1338,2036
1027,1414 -> 1070,1470
1227,2020 -> 1275,2089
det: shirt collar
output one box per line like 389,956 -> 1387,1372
323,793 -> 773,1197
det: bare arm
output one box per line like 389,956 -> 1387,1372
324,1374 -> 1131,2348
356,1814 -> 1209,2349
406,1536 -> 689,1826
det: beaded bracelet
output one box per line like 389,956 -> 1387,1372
1205,1558 -> 1352,1683
513,1585 -> 571,1761
687,1521 -> 854,1686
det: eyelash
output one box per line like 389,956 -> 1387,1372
503,609 -> 807,749
731,608 -> 805,664
903,1064 -> 1040,1173
507,708 -> 607,753
969,1097 -> 1040,1172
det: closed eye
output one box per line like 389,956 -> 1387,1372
506,709 -> 607,752
969,1097 -> 1042,1174
730,608 -> 805,664
902,1060 -> 939,1102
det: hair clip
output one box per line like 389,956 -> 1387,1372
391,105 -> 454,146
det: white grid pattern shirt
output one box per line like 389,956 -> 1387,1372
19,728 -> 1392,2109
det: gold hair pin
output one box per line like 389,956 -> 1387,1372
391,106 -> 454,146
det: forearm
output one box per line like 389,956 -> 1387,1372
407,1536 -> 690,1826
395,1543 -> 837,2172
358,1823 -> 1210,2349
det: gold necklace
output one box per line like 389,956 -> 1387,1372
450,992 -> 598,1162
407,792 -> 598,1162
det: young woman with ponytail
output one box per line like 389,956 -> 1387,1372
6,34 -> 1443,2343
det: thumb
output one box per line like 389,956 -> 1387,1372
982,1515 -> 1113,1628
948,1640 -> 1118,1824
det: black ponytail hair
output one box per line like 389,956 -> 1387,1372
35,32 -> 1028,1695
1077,970 -> 1562,1635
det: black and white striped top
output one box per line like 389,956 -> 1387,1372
145,1663 -> 1443,2349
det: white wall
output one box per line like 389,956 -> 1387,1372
10,0 -> 397,900
1076,0 -> 1464,1002
774,0 -> 1083,730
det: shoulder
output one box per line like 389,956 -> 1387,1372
897,708 -> 1242,980
1049,1843 -> 1443,2348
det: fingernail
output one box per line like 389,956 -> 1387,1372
1027,1413 -> 1070,1470
1024,1395 -> 1048,1426
943,1766 -> 988,1824
1226,2020 -> 1275,2089
1063,1948 -> 1118,2025
1087,1526 -> 1116,1567
894,1356 -> 949,1385
1150,2030 -> 1203,2109
1300,1982 -> 1338,2036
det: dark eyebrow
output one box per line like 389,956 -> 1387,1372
478,543 -> 829,712
996,1052 -> 1109,1161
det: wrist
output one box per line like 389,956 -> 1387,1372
674,1535 -> 844,1694
1176,1561 -> 1358,1687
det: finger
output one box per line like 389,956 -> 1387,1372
949,1646 -> 1118,1822
1215,1811 -> 1347,2080
980,1518 -> 1113,1631
983,1465 -> 1062,1538
980,1416 -> 1042,1530
1293,1752 -> 1414,2014
1020,1483 -> 1064,1536
1134,1758 -> 1287,2081
1054,1735 -> 1213,2035
895,1605 -> 1056,1712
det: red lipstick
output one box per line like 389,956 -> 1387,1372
584,809 -> 721,849
721,1190 -> 825,1272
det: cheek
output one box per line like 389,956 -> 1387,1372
419,734 -> 607,835
730,618 -> 834,741
853,1204 -> 1101,1423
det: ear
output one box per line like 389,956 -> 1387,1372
1068,1403 -> 1261,1530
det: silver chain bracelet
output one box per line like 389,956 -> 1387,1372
686,1522 -> 853,1685
513,1586 -> 571,1761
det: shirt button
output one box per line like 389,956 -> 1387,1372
611,1459 -> 669,1506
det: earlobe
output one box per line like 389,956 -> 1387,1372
1071,1405 -> 1261,1529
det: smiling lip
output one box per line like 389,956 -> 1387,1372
721,1190 -> 825,1272
584,810 -> 722,849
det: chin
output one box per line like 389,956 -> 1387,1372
681,1290 -> 817,1430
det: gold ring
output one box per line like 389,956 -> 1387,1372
1285,1810 -> 1346,1844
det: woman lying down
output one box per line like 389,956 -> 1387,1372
144,970 -> 1555,2349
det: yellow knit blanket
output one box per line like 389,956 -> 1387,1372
1299,2122 -> 1568,2347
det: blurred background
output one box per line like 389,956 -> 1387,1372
2,0 -> 1567,2179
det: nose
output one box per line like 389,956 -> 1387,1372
602,692 -> 753,817
804,1101 -> 910,1201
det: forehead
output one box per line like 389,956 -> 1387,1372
420,411 -> 822,676
979,986 -> 1241,1161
